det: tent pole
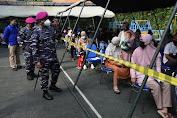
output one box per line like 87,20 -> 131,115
73,0 -> 111,91
61,8 -> 72,33
127,2 -> 177,118
59,2 -> 85,67
68,16 -> 71,29
58,12 -> 63,27
92,17 -> 95,29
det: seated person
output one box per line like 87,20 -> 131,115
163,33 -> 177,73
77,31 -> 92,69
104,37 -> 131,94
131,34 -> 174,118
97,30 -> 108,50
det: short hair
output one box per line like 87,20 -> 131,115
126,31 -> 132,36
9,17 -> 16,22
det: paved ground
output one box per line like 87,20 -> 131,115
0,44 -> 162,118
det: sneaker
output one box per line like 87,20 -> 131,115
76,67 -> 81,69
91,64 -> 95,69
12,68 -> 18,71
83,65 -> 87,70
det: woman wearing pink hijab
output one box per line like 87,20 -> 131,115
118,21 -> 136,62
130,34 -> 174,118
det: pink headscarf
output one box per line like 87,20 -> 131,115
132,34 -> 161,67
79,31 -> 90,44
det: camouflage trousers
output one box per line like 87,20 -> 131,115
23,48 -> 35,74
40,60 -> 60,90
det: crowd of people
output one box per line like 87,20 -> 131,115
62,21 -> 177,117
1,11 -> 177,117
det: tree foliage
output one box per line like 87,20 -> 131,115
115,6 -> 175,31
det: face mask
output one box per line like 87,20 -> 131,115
139,41 -> 146,49
13,22 -> 17,26
81,36 -> 86,40
44,19 -> 50,27
31,23 -> 34,27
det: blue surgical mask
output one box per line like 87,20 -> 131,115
81,36 -> 86,39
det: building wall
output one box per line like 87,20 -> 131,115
0,0 -> 88,2
53,0 -> 79,2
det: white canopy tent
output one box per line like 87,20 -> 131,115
0,5 -> 115,19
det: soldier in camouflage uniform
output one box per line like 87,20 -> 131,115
18,17 -> 37,80
31,12 -> 62,100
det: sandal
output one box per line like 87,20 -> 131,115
168,113 -> 176,118
157,110 -> 170,118
113,89 -> 120,94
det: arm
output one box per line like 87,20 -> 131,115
17,28 -> 26,49
4,27 -> 10,44
31,31 -> 40,64
106,58 -> 123,67
118,31 -> 122,38
88,38 -> 91,45
155,53 -> 162,73
78,40 -> 82,52
164,43 -> 174,60
130,55 -> 137,84
155,53 -> 162,83
165,54 -> 175,60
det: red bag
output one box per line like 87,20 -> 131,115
78,55 -> 84,68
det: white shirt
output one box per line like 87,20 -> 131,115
163,42 -> 177,64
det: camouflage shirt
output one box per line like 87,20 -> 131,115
31,26 -> 58,63
18,26 -> 33,49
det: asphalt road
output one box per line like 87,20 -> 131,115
0,44 -> 161,118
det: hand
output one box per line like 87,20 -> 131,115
24,46 -> 27,50
131,78 -> 136,84
119,42 -> 122,46
36,62 -> 42,69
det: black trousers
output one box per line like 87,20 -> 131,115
162,61 -> 177,116
70,46 -> 75,58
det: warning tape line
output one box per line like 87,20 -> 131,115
61,37 -> 177,86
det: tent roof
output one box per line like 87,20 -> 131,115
89,0 -> 176,13
0,1 -> 94,6
0,5 -> 115,19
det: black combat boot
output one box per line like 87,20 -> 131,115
49,82 -> 62,92
31,71 -> 38,78
27,73 -> 34,80
43,90 -> 53,100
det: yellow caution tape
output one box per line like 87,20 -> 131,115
61,37 -> 177,86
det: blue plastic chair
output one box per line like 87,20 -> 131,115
129,83 -> 151,114
86,44 -> 101,63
